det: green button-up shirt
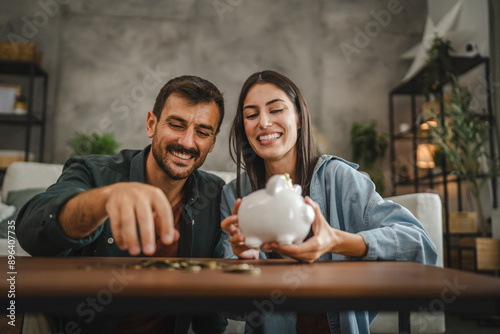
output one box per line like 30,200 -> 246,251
16,145 -> 227,333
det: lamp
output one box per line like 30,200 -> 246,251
417,144 -> 435,169
420,120 -> 438,130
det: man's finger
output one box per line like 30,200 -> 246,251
119,201 -> 141,255
135,199 -> 156,255
151,194 -> 175,245
107,203 -> 126,250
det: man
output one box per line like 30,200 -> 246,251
16,75 -> 228,333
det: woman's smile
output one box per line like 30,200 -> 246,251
257,131 -> 282,144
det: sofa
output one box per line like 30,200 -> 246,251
0,162 -> 444,333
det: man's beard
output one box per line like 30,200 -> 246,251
151,140 -> 204,181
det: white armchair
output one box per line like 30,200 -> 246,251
0,162 -> 64,257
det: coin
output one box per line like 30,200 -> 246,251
223,264 -> 261,275
184,265 -> 202,273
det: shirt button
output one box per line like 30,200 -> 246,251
107,238 -> 114,244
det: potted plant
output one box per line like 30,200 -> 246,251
350,119 -> 389,195
429,82 -> 495,235
13,95 -> 27,115
67,131 -> 120,156
425,35 -> 500,270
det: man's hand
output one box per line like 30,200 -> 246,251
59,182 -> 179,256
221,199 -> 259,259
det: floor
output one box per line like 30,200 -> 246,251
445,314 -> 500,333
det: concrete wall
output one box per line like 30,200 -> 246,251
0,0 -> 428,192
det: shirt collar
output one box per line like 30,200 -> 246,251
314,154 -> 359,174
129,145 -> 150,183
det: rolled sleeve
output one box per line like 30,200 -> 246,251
16,187 -> 104,256
44,189 -> 104,250
16,157 -> 104,256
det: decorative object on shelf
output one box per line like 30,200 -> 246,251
0,84 -> 20,114
398,122 -> 410,133
459,237 -> 500,271
0,150 -> 34,169
426,36 -> 497,237
350,119 -> 389,195
400,1 -> 477,82
0,42 -> 43,66
13,95 -> 27,115
416,143 -> 436,169
66,131 -> 120,157
448,212 -> 478,234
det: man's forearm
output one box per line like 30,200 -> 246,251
58,186 -> 111,238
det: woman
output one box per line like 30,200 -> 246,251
221,70 -> 438,333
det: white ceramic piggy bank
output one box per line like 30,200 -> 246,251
238,174 -> 315,248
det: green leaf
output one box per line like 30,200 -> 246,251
67,131 -> 120,156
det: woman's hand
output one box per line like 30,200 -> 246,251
221,199 -> 260,259
266,197 -> 368,263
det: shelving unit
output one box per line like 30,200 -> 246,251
0,60 -> 48,174
388,56 -> 497,268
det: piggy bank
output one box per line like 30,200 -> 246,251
238,174 -> 315,248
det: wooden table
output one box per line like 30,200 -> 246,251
2,257 -> 500,333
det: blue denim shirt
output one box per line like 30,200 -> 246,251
221,155 -> 438,333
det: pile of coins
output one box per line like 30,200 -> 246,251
125,259 -> 217,272
80,259 -> 261,275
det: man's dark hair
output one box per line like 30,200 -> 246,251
152,75 -> 225,131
